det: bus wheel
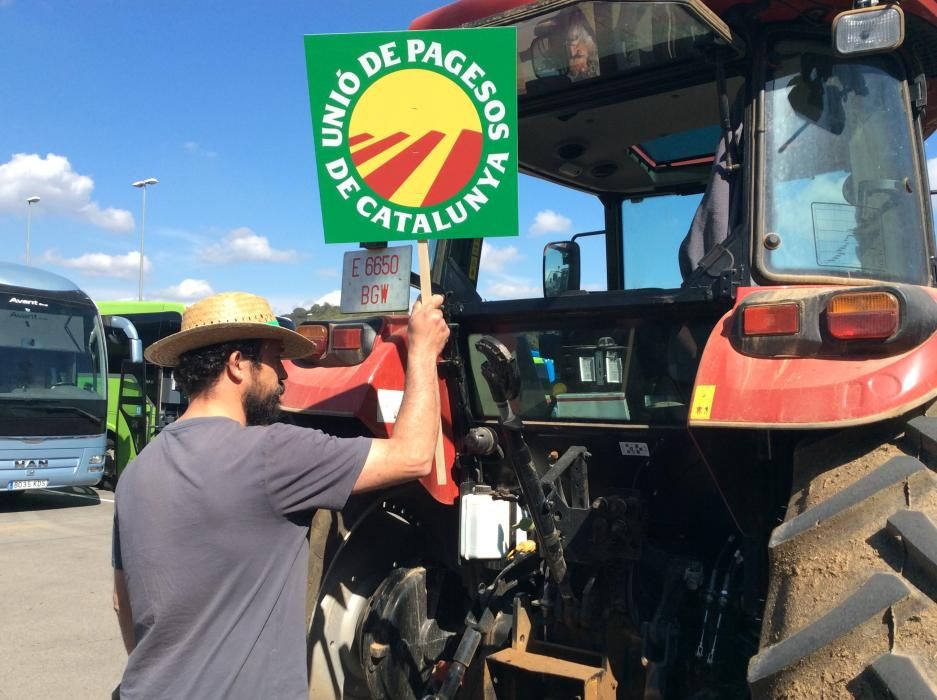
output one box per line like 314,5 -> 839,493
750,417 -> 937,697
100,438 -> 117,491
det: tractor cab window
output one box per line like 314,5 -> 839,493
467,316 -> 712,425
466,184 -> 705,301
446,0 -> 744,302
761,41 -> 929,284
516,0 -> 736,96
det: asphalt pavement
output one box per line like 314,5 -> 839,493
0,486 -> 125,699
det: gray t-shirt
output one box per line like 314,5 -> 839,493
113,417 -> 371,700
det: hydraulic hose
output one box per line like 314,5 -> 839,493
476,335 -> 569,585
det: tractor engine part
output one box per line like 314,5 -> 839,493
475,335 -> 570,586
462,426 -> 500,456
458,482 -> 529,560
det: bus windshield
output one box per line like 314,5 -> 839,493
0,287 -> 107,436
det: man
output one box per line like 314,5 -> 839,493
112,290 -> 449,699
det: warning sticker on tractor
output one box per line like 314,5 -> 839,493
376,388 -> 404,424
620,441 -> 650,457
691,385 -> 716,420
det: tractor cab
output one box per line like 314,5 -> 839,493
304,2 -> 937,698
422,0 -> 935,427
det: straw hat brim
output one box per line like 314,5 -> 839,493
145,322 -> 317,367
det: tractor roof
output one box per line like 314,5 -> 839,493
411,0 -> 937,140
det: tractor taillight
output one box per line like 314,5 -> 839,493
297,324 -> 328,359
826,292 -> 899,340
742,303 -> 800,336
332,327 -> 363,350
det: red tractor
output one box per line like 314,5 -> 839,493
285,0 -> 937,697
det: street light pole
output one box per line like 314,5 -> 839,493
131,178 -> 158,300
25,196 -> 40,265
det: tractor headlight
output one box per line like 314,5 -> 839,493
833,5 -> 904,56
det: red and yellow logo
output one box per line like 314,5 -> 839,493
349,69 -> 483,208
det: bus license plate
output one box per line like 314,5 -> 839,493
8,480 -> 48,490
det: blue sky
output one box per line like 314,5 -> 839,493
0,1 -> 934,312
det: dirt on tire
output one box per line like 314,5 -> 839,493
751,419 -> 937,699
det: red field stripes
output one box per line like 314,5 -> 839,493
352,132 -> 409,166
364,130 -> 445,200
348,133 -> 373,147
422,129 -> 483,206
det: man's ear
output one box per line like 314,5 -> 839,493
225,350 -> 249,384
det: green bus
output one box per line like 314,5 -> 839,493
96,301 -> 186,486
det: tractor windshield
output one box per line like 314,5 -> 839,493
761,40 -> 929,284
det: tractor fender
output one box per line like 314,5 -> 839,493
690,286 -> 937,428
281,316 -> 459,504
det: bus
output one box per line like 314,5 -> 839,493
0,263 -> 108,492
96,301 -> 186,484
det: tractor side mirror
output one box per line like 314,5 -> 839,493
543,241 -> 581,297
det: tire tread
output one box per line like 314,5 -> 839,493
869,653 -> 937,700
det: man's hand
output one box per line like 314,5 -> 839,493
408,294 -> 450,359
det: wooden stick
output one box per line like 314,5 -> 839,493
417,239 -> 447,486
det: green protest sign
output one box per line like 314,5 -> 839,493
305,28 -> 518,244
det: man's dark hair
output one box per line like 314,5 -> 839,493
174,340 -> 263,398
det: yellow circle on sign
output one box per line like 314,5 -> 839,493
348,69 -> 483,208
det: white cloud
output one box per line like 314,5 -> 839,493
183,141 -> 217,158
528,209 -> 572,236
480,242 -> 523,274
315,267 -> 340,278
199,227 -> 295,264
41,250 -> 151,279
0,153 -> 134,233
314,290 -> 341,306
157,278 -> 214,302
483,279 -> 540,299
478,242 -> 539,299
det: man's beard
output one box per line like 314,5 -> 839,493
243,383 -> 283,426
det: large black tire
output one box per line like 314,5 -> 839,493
306,499 -> 396,700
750,417 -> 937,698
306,489 -> 462,700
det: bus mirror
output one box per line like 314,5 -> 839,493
128,338 -> 144,365
103,315 -> 144,365
543,241 -> 581,297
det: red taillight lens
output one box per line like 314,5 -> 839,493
826,292 -> 899,340
742,303 -> 800,336
297,324 -> 328,359
331,327 -> 362,350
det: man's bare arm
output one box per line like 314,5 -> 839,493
353,294 -> 449,492
113,569 -> 135,654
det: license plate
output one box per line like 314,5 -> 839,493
8,480 -> 48,490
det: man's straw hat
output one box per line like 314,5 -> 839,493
145,292 -> 316,367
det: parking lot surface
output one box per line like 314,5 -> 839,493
0,487 -> 125,699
